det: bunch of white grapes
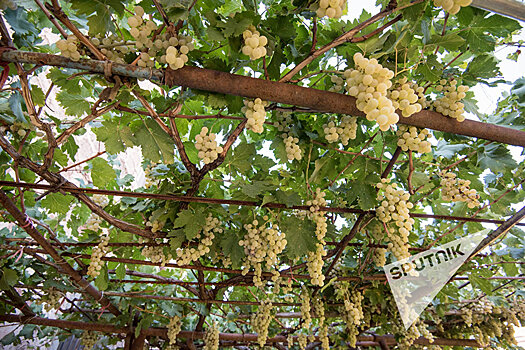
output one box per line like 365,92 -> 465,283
144,163 -> 158,189
167,315 -> 182,345
372,247 -> 387,267
313,298 -> 329,350
146,217 -> 165,233
345,53 -> 397,131
439,171 -> 480,208
513,298 -> 525,323
305,188 -> 328,286
322,116 -> 357,145
242,98 -> 268,133
274,112 -> 302,161
376,178 -> 415,260
0,0 -> 17,10
35,287 -> 62,312
433,79 -> 469,122
242,25 -> 268,60
4,122 -> 35,138
163,34 -> 195,70
389,77 -> 423,117
300,287 -> 312,329
195,127 -> 223,164
397,322 -> 421,350
315,0 -> 346,18
203,322 -> 219,350
85,214 -> 103,232
140,238 -> 172,267
298,333 -> 307,350
433,0 -> 472,15
396,125 -> 432,153
409,82 -> 431,109
80,331 -> 98,350
251,298 -> 273,347
87,231 -> 110,278
127,6 -> 157,49
329,74 -> 345,92
461,308 -> 474,327
337,285 -> 364,347
92,35 -> 130,64
176,214 -> 221,265
57,35 -> 81,61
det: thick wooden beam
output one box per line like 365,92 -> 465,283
1,50 -> 525,147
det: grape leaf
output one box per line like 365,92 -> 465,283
220,233 -> 245,268
94,263 -> 109,291
133,118 -> 175,164
91,158 -> 116,189
173,208 -> 207,240
94,120 -> 134,154
281,216 -> 317,259
41,193 -> 75,215
57,90 -> 91,117
468,274 -> 493,295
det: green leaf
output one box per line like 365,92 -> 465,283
274,190 -> 302,208
133,118 -> 175,164
116,263 -> 126,280
94,120 -> 134,154
41,193 -> 75,215
91,158 -> 116,189
468,274 -> 493,295
57,90 -> 91,117
355,182 -> 377,210
463,54 -> 500,83
0,268 -> 18,290
281,216 -> 317,259
221,233 -> 245,268
477,143 -> 517,173
240,181 -> 268,198
428,33 -> 465,51
94,263 -> 109,291
173,208 -> 207,240
434,140 -> 467,159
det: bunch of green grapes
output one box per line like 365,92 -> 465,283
57,35 -> 81,61
297,333 -> 307,350
345,53 -> 396,131
242,26 -> 268,60
92,35 -> 130,64
439,171 -> 480,208
140,238 -> 172,267
242,98 -> 269,134
0,0 -> 17,10
323,116 -> 357,145
313,297 -> 329,350
80,331 -> 98,350
300,287 -> 312,329
176,214 -> 221,265
203,322 -> 219,350
305,188 -> 328,286
251,298 -> 273,347
328,74 -> 345,92
389,77 -> 423,117
167,315 -> 182,345
35,287 -> 62,312
87,231 -> 110,278
335,283 -> 363,347
396,125 -> 432,153
195,127 -> 224,164
409,82 -> 431,109
315,0 -> 346,18
162,34 -> 195,70
376,178 -> 414,260
274,112 -> 302,161
433,79 -> 469,122
372,247 -> 387,267
433,0 -> 472,15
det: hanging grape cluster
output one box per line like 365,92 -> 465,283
176,214 -> 221,265
239,215 -> 286,287
242,25 -> 268,60
328,74 -> 345,92
315,0 -> 346,18
87,231 -> 110,278
35,287 -> 62,312
439,171 -> 480,208
389,77 -> 423,117
144,163 -> 159,189
335,283 -> 364,347
163,34 -> 195,70
251,298 -> 273,347
305,188 -> 328,286
433,0 -> 472,15
297,333 -> 307,350
433,79 -> 469,122
372,247 -> 387,267
322,116 -> 357,145
140,238 -> 172,267
300,287 -> 312,330
396,125 -> 432,153
80,331 -> 98,350
56,36 -> 81,61
85,195 -> 109,232
195,127 -> 224,164
274,112 -> 302,161
242,98 -> 268,134
376,179 -> 415,260
203,322 -> 219,350
92,35 -> 130,64
167,315 -> 182,345
313,297 -> 329,350
345,53 -> 397,131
